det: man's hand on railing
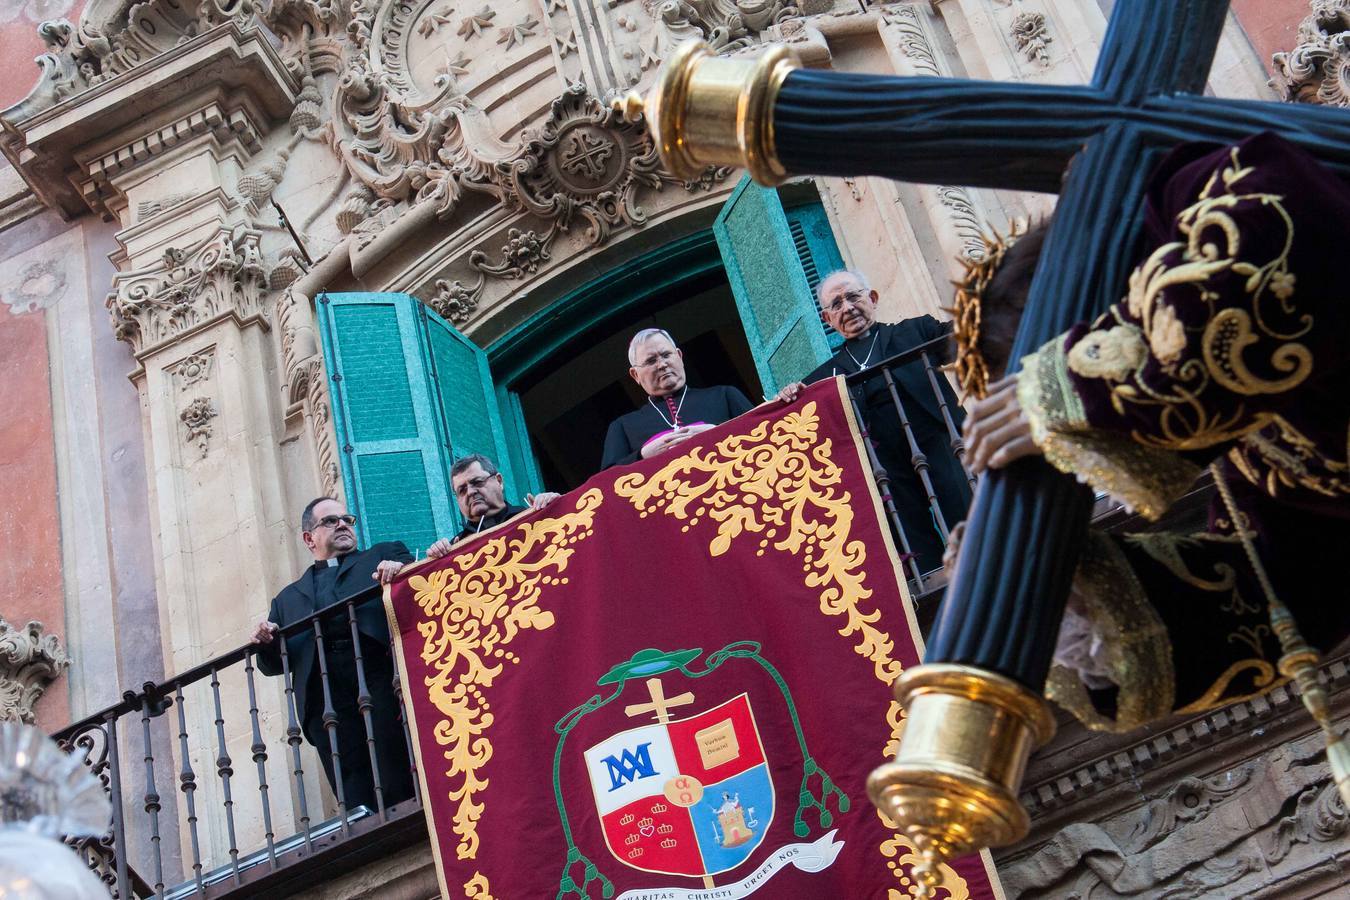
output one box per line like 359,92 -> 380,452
251,620 -> 279,644
373,559 -> 405,585
775,381 -> 807,404
961,374 -> 1041,474
525,492 -> 562,511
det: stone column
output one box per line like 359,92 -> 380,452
1,18 -> 319,877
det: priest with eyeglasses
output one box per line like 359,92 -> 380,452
600,327 -> 755,469
251,497 -> 416,812
776,270 -> 971,571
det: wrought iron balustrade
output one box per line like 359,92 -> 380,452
842,334 -> 977,591
53,586 -> 423,899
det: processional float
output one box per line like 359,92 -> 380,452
616,1 -> 1350,893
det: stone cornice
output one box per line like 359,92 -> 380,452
1,23 -> 297,220
1020,652 -> 1350,819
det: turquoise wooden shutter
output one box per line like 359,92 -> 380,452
714,176 -> 833,395
419,307 -> 521,506
495,384 -> 544,497
784,201 -> 847,349
316,293 -> 455,554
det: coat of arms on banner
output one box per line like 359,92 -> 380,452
584,692 -> 772,878
555,644 -> 848,899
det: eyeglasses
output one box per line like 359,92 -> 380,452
635,349 -> 678,369
454,474 -> 497,496
823,291 -> 869,313
313,514 -> 356,530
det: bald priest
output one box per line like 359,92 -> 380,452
601,328 -> 754,469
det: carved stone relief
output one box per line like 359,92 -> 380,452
935,186 -> 987,260
107,226 -> 267,356
8,0 -> 265,121
179,397 -> 218,458
1272,0 -> 1350,107
429,274 -> 486,324
881,3 -> 940,77
275,290 -> 344,500
1004,732 -> 1349,898
0,618 -> 71,725
168,350 -> 215,392
625,0 -> 824,85
1011,11 -> 1051,65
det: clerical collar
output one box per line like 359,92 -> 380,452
313,556 -> 340,569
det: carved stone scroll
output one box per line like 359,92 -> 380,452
0,619 -> 71,725
1272,0 -> 1350,107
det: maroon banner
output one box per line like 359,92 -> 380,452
386,378 -> 1004,899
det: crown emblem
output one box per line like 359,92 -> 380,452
637,816 -> 654,828
650,801 -> 669,814
657,823 -> 673,835
624,833 -> 640,845
619,813 -> 635,825
627,848 -> 644,859
660,838 -> 678,849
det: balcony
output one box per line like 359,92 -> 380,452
51,338 -> 1178,897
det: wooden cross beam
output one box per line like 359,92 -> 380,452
767,0 -> 1350,688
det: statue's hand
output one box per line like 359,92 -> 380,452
962,374 -> 1041,474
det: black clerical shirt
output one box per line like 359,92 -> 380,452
601,384 -> 754,469
312,556 -> 348,639
453,503 -> 528,543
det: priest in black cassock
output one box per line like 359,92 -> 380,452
425,453 -> 562,556
601,328 -> 754,469
777,270 -> 972,571
252,497 -> 415,811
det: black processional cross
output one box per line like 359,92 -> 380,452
614,0 -> 1350,878
766,0 -> 1350,689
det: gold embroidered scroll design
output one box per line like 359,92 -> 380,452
407,488 -> 604,860
1088,147 -> 1310,451
464,872 -> 496,899
613,401 -> 901,685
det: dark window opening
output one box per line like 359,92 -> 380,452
513,271 -> 758,492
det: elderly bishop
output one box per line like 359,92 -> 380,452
601,328 -> 754,469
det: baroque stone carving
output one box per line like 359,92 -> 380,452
276,290 -> 344,499
236,147 -> 292,212
881,3 -> 940,76
11,0 -> 264,119
936,186 -> 987,260
168,350 -> 215,391
1005,733 -> 1349,898
0,619 -> 71,724
265,0 -> 350,77
636,0 -> 805,76
507,83 -> 664,246
1272,0 -> 1350,107
107,226 -> 267,355
1011,11 -> 1052,65
471,228 -> 554,279
429,274 -> 486,324
180,397 -> 217,457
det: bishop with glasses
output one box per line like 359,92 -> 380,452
601,327 -> 754,469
